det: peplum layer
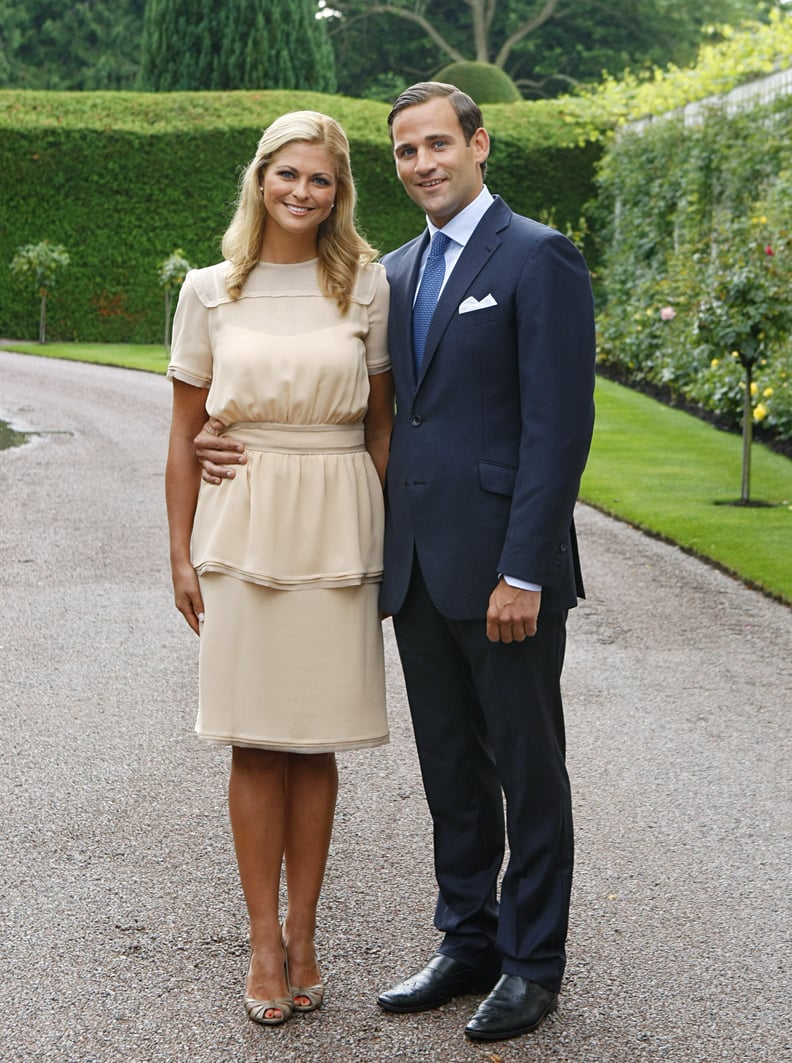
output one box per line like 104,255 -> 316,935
190,422 -> 384,590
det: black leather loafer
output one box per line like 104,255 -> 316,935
377,953 -> 496,1013
464,975 -> 558,1041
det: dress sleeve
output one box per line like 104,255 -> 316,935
364,266 -> 391,376
166,271 -> 212,388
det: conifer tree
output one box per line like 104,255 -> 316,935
139,0 -> 336,92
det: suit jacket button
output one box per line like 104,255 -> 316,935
410,415 -> 423,427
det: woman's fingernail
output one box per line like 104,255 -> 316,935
198,613 -> 205,623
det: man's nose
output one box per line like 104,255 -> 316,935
415,147 -> 436,172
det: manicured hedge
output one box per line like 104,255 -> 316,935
0,90 -> 603,342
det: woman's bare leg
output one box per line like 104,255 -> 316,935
282,752 -> 338,1002
228,746 -> 290,1014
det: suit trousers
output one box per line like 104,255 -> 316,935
392,556 -> 573,993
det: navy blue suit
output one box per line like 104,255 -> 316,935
381,196 -> 595,992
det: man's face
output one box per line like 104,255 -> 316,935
391,96 -> 490,228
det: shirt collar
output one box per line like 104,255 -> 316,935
426,186 -> 494,248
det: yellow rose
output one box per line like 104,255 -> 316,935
753,403 -> 768,422
710,358 -> 720,368
750,381 -> 758,396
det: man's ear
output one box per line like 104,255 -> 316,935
472,127 -> 491,165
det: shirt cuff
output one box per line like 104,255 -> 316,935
502,574 -> 542,592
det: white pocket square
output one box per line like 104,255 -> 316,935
458,293 -> 498,314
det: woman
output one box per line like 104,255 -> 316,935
165,111 -> 393,1027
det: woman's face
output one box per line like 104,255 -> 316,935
261,141 -> 337,246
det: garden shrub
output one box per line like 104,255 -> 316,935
434,62 -> 522,104
0,89 -> 603,344
595,96 -> 792,445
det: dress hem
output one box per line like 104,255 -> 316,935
195,731 -> 390,753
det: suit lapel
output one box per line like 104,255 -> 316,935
416,200 -> 510,387
390,234 -> 428,392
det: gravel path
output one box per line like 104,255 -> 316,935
1,349 -> 790,1063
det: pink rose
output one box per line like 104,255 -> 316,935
660,306 -> 676,321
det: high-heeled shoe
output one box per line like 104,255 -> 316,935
243,949 -> 293,1026
281,924 -> 325,1013
291,980 -> 325,1013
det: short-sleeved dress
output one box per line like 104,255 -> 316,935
168,258 -> 390,752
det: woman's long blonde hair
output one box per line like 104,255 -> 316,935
222,111 -> 377,313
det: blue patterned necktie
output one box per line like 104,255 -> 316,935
412,230 -> 450,374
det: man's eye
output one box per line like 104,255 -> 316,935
432,140 -> 446,149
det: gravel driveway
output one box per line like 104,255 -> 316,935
1,349 -> 789,1063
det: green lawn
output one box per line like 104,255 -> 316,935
583,377 -> 792,604
2,342 -> 791,606
1,341 -> 170,374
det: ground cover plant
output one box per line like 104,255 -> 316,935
3,341 -> 170,374
583,377 -> 792,604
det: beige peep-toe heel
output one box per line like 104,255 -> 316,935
291,981 -> 325,1013
244,949 -> 293,1027
281,923 -> 324,1013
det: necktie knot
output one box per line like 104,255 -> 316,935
412,231 -> 451,375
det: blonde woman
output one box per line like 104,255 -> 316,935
165,111 -> 393,1027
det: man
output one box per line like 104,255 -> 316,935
195,82 -> 596,1043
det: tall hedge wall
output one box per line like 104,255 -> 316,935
0,90 -> 602,343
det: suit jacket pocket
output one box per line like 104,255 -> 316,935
456,305 -> 503,328
479,459 -> 516,497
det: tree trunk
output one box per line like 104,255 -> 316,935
469,0 -> 489,61
164,290 -> 173,351
740,362 -> 753,504
38,290 -> 47,344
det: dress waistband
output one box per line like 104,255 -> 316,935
221,422 -> 366,454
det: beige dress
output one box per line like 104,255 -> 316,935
168,258 -> 390,752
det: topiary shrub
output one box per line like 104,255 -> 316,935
434,62 -> 522,104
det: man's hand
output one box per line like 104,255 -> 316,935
195,417 -> 246,484
486,579 -> 541,643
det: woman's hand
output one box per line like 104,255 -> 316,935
171,557 -> 204,635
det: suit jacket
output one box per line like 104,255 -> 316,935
380,195 -> 596,619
